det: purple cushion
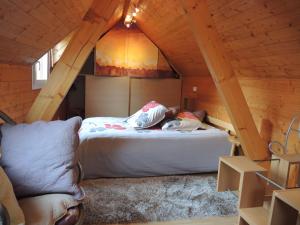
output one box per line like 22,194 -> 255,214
0,117 -> 84,200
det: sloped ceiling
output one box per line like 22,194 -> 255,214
136,0 -> 210,77
0,0 -> 299,81
0,0 -> 93,64
136,0 -> 300,79
207,0 -> 300,79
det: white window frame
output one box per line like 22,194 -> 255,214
32,51 -> 51,90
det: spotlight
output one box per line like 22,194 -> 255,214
125,15 -> 132,22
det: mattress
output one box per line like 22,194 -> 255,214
79,117 -> 231,178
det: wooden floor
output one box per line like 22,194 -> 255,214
113,216 -> 237,225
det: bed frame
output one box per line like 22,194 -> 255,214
204,116 -> 242,156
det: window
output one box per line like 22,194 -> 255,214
32,51 -> 51,89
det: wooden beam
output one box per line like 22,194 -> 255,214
206,116 -> 236,136
122,0 -> 131,20
180,0 -> 268,160
25,0 -> 124,123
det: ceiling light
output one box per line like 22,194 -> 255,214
125,15 -> 132,22
135,7 -> 140,13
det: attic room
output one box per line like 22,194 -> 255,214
0,0 -> 299,225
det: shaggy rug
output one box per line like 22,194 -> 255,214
81,174 -> 238,224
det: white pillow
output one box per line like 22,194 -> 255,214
127,101 -> 168,129
162,112 -> 206,131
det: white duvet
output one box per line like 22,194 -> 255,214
79,117 -> 231,178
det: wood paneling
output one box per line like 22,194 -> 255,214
207,0 -> 300,80
163,0 -> 300,154
136,0 -> 300,154
0,0 -> 299,153
0,0 -> 93,64
25,0 -> 125,122
0,64 -> 39,123
181,0 -> 268,160
133,0 -> 300,79
182,76 -> 300,153
136,0 -> 210,77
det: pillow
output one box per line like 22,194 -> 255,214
165,106 -> 180,119
0,117 -> 84,200
127,101 -> 168,129
193,110 -> 207,122
18,194 -> 81,225
0,166 -> 25,225
162,111 -> 206,131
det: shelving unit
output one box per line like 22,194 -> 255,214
217,156 -> 300,225
269,189 -> 300,225
217,156 -> 266,208
238,189 -> 300,225
270,153 -> 300,188
239,207 -> 268,225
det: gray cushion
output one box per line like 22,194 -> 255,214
0,117 -> 84,200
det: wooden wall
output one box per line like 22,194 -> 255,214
0,64 -> 39,123
137,0 -> 210,77
0,0 -> 299,152
0,0 -> 93,64
182,0 -> 300,153
137,0 -> 300,153
182,76 -> 300,152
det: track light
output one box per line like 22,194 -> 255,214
124,6 -> 140,28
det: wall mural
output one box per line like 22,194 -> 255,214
95,23 -> 178,78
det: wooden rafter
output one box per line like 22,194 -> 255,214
122,0 -> 131,19
180,0 -> 268,160
25,0 -> 124,123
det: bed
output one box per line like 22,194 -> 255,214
78,117 -> 231,179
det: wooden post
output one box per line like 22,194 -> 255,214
25,0 -> 124,123
180,0 -> 268,160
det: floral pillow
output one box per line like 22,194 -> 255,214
161,111 -> 206,131
127,101 -> 168,129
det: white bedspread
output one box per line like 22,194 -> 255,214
79,117 -> 231,178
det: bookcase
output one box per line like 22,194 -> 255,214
217,156 -> 300,225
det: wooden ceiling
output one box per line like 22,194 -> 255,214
208,0 -> 300,79
0,0 -> 299,80
136,0 -> 300,79
0,0 -> 93,64
136,0 -> 210,77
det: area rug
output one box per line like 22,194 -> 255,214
81,174 -> 238,224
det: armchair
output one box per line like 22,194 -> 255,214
0,111 -> 85,225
